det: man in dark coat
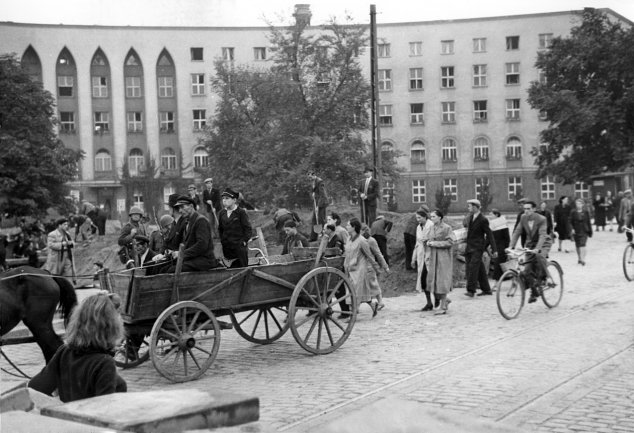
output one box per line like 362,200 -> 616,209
218,188 -> 253,268
308,171 -> 329,242
281,221 -> 309,255
202,177 -> 221,237
359,166 -> 380,225
464,199 -> 497,297
165,196 -> 218,272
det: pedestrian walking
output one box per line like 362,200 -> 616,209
464,199 -> 497,298
412,209 -> 435,310
308,170 -> 329,242
361,224 -> 389,314
370,215 -> 392,265
569,198 -> 593,266
554,196 -> 572,252
344,218 -> 381,315
45,218 -> 75,280
358,166 -> 379,226
425,210 -> 455,315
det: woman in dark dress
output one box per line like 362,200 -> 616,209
593,194 -> 606,231
553,195 -> 572,253
569,198 -> 593,266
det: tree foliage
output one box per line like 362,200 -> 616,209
0,54 -> 83,217
527,9 -> 634,182
201,16 -> 399,207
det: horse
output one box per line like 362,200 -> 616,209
0,266 -> 78,363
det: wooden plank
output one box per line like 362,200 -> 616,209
251,269 -> 296,290
1,411 -> 119,433
42,389 -> 259,433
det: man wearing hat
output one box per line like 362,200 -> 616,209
202,177 -> 221,237
118,206 -> 148,266
187,184 -> 202,210
359,166 -> 379,225
165,195 -> 218,272
218,188 -> 253,268
44,217 -> 75,279
464,199 -> 497,297
281,220 -> 309,255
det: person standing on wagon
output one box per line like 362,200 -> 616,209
308,170 -> 329,242
218,188 -> 253,268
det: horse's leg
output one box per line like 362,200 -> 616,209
23,314 -> 63,364
0,292 -> 23,337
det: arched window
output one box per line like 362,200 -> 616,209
193,147 -> 208,168
474,137 -> 489,161
128,148 -> 144,176
161,147 -> 177,170
441,138 -> 457,162
506,136 -> 522,160
94,149 -> 112,172
410,140 -> 425,163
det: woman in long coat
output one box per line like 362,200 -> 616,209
362,224 -> 389,314
569,198 -> 593,266
344,218 -> 380,315
412,209 -> 435,310
424,210 -> 455,314
553,196 -> 572,252
592,194 -> 606,231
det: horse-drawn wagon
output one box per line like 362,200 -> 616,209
99,242 -> 357,383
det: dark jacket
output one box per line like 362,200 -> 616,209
118,221 -> 147,248
219,206 -> 252,246
180,211 -> 217,270
312,177 -> 329,208
359,177 -> 380,208
370,218 -> 393,237
465,213 -> 497,253
29,344 -> 127,403
569,209 -> 593,237
203,187 -> 222,214
164,216 -> 187,251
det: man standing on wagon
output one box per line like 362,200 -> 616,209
308,170 -> 329,242
218,188 -> 253,268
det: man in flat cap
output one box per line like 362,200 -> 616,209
218,188 -> 253,268
464,198 -> 497,297
202,177 -> 221,238
45,217 -> 75,279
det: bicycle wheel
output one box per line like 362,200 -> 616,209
623,244 -> 634,281
496,270 -> 524,320
541,261 -> 563,308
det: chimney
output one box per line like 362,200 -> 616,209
293,4 -> 312,26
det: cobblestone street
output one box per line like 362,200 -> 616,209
2,229 -> 633,432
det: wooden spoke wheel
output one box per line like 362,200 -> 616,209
114,334 -> 150,369
149,301 -> 221,383
230,305 -> 289,344
288,267 -> 357,355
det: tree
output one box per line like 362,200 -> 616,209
201,16 -> 399,207
0,54 -> 83,217
527,9 -> 634,183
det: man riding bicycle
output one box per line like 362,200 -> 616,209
507,200 -> 551,303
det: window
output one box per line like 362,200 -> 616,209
94,112 -> 109,133
125,55 -> 139,66
222,47 -> 234,60
381,142 -> 394,156
441,102 -> 455,123
190,47 -> 203,61
506,99 -> 520,120
253,47 -> 266,60
473,100 -> 487,122
133,190 -> 144,211
409,68 -> 423,90
506,36 -> 519,50
158,76 -> 174,97
442,138 -> 457,161
410,103 -> 424,124
443,178 -> 457,201
59,112 -> 75,133
378,43 -> 390,57
191,74 -> 205,95
161,147 -> 177,170
125,76 -> 142,98
473,64 -> 487,87
475,177 -> 489,200
575,182 -> 590,199
379,105 -> 392,126
92,76 -> 108,98
193,147 -> 208,168
193,109 -> 206,130
159,111 -> 175,133
474,137 -> 489,160
506,137 -> 522,160
409,41 -> 422,56
410,141 -> 425,163
441,40 -> 454,54
539,33 -> 553,49
508,176 -> 522,200
94,150 -> 112,172
128,148 -> 144,176
57,76 -> 73,97
127,112 -> 143,133
541,176 -> 556,200
473,37 -> 486,53
412,180 -> 426,203
506,62 -> 520,85
163,185 -> 176,210
382,181 -> 394,205
441,66 -> 454,88
378,69 -> 392,91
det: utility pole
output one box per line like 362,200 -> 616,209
370,4 -> 383,210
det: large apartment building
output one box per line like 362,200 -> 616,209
1,7 -> 630,214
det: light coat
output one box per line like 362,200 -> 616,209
425,222 -> 455,294
412,220 -> 433,292
45,228 -> 73,276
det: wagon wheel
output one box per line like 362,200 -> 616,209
149,301 -> 221,383
288,267 -> 357,355
114,334 -> 150,369
230,305 -> 289,344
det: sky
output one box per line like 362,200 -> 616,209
1,0 -> 633,27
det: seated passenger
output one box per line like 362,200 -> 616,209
282,220 -> 309,255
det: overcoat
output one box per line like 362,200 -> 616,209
425,222 -> 455,295
413,219 -> 433,292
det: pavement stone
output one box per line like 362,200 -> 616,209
1,230 -> 633,432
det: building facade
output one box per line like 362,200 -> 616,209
0,7 -> 629,215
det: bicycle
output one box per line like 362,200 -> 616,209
496,248 -> 564,320
623,228 -> 634,281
